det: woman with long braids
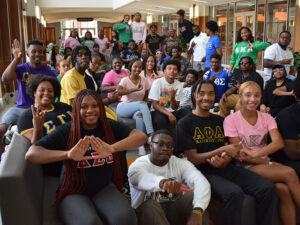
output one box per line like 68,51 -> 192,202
50,45 -> 63,68
26,89 -> 147,225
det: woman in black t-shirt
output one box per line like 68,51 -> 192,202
26,89 -> 147,225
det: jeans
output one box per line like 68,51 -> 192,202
116,102 -> 154,134
59,183 -> 137,225
151,108 -> 190,130
204,165 -> 279,225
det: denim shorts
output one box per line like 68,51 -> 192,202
1,106 -> 29,125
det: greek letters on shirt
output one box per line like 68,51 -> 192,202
240,134 -> 268,148
235,47 -> 253,53
193,126 -> 225,144
77,147 -> 114,169
43,112 -> 72,134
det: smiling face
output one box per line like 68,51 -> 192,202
239,57 -> 252,72
131,61 -> 143,77
192,26 -> 200,35
150,133 -> 174,166
146,56 -> 155,70
168,29 -> 175,37
80,95 -> 100,130
86,32 -> 92,40
112,58 -> 122,73
124,15 -> 130,23
239,84 -> 261,112
27,44 -> 44,67
128,41 -> 135,50
59,60 -> 70,76
240,28 -> 250,41
75,48 -> 90,71
34,81 -> 55,107
89,56 -> 102,73
194,83 -> 216,112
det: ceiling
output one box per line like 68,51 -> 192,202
38,0 -> 240,23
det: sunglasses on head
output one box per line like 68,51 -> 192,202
239,61 -> 250,65
156,52 -> 162,55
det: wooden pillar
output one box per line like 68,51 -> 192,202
26,16 -> 34,41
294,5 -> 300,51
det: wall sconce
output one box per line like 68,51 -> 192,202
35,5 -> 40,19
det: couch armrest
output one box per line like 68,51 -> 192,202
0,132 -> 44,225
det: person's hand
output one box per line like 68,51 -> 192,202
223,143 -> 243,158
281,58 -> 292,65
210,75 -> 216,81
99,70 -> 106,74
168,88 -> 177,99
135,80 -> 143,91
90,135 -> 115,159
31,105 -> 45,130
187,212 -> 202,225
168,113 -> 177,125
240,148 -> 257,160
267,38 -> 274,44
108,91 -> 119,104
151,73 -> 158,79
260,104 -> 268,113
160,180 -> 182,194
191,42 -> 196,48
67,136 -> 99,161
12,39 -> 22,62
235,81 -> 241,89
201,56 -> 205,62
247,41 -> 253,49
207,152 -> 231,168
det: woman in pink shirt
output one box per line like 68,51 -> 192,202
101,57 -> 128,98
95,29 -> 109,55
64,30 -> 81,49
139,55 -> 163,88
224,81 -> 300,225
116,60 -> 153,156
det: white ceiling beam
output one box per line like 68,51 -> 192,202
36,0 -> 113,8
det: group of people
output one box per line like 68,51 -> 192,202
0,8 -> 299,225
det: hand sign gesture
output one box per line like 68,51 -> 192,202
136,80 -> 143,91
31,105 -> 45,130
247,41 -> 253,49
12,39 -> 22,62
67,136 -> 98,161
90,136 -> 115,159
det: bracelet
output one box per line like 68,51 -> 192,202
192,209 -> 203,217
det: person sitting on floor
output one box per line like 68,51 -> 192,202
148,59 -> 190,130
18,75 -> 72,176
116,60 -> 154,156
26,89 -> 147,225
128,129 -> 211,225
176,79 -> 279,225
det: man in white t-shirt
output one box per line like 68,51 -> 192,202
149,59 -> 190,130
188,25 -> 209,73
263,30 -> 294,81
128,129 -> 211,225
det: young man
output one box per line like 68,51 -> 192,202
171,46 -> 192,81
121,40 -> 141,69
60,46 -> 90,106
0,39 -> 56,151
128,129 -> 211,225
176,79 -> 279,225
273,76 -> 300,177
219,56 -> 264,117
95,29 -> 109,55
131,12 -> 147,52
163,28 -> 181,57
188,25 -> 209,73
145,24 -> 162,55
203,53 -> 232,102
264,31 -> 294,81
148,59 -> 189,130
204,21 -> 222,71
176,9 -> 194,44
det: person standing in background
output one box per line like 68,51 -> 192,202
131,12 -> 147,53
176,9 -> 194,45
95,29 -> 109,55
113,15 -> 132,48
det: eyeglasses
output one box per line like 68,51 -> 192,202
152,141 -> 174,149
156,52 -> 162,55
239,61 -> 250,65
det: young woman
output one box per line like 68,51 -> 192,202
113,15 -> 132,47
110,30 -> 123,59
50,45 -> 63,68
140,55 -> 163,87
224,81 -> 300,225
18,75 -> 72,176
81,31 -> 96,52
116,60 -> 154,156
260,64 -> 295,117
155,49 -> 170,71
25,89 -> 147,225
63,47 -> 72,60
230,27 -> 270,74
64,30 -> 81,49
101,57 -> 128,98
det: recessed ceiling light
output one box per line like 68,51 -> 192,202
192,0 -> 208,3
145,8 -> 165,12
156,6 -> 176,10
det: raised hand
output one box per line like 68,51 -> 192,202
67,136 -> 96,161
12,39 -> 22,61
247,41 -> 253,49
136,80 -> 143,91
31,105 -> 45,130
90,135 -> 115,159
210,74 -> 216,81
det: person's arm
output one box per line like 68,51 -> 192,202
282,139 -> 300,160
2,39 -> 22,83
220,86 -> 238,103
273,85 -> 294,96
163,42 -> 168,56
289,66 -> 295,76
100,84 -> 117,93
113,23 -> 127,31
116,83 -> 142,96
253,41 -> 270,51
263,58 -> 293,68
112,129 -> 147,152
146,43 -> 152,55
216,47 -> 222,57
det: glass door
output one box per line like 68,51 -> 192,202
233,12 -> 256,46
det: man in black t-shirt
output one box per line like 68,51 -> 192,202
145,24 -> 162,55
273,76 -> 300,177
176,79 -> 278,225
176,9 -> 194,44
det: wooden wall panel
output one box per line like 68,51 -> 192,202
27,16 -> 33,42
32,17 -> 37,39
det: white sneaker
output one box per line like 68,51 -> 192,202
138,146 -> 146,156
